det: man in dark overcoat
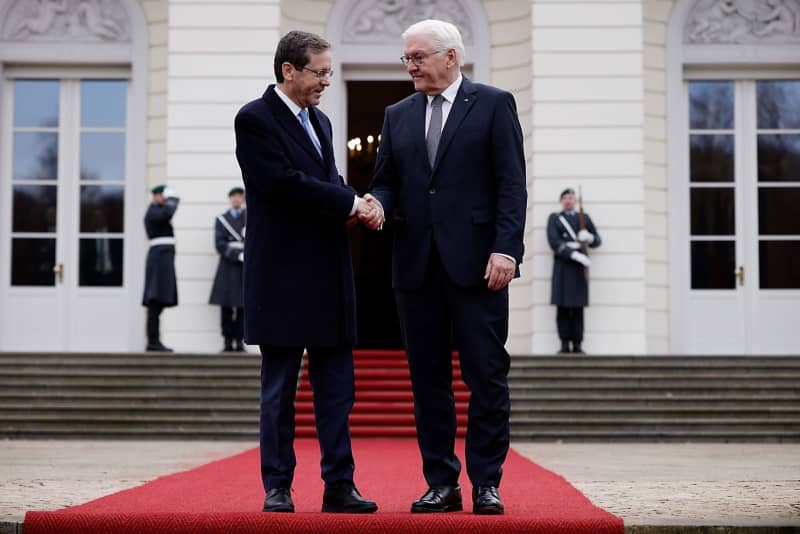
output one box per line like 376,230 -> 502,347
142,184 -> 179,352
547,187 -> 602,354
234,31 -> 378,514
209,187 -> 246,352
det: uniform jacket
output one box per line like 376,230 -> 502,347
209,209 -> 246,308
547,211 -> 601,307
142,198 -> 179,307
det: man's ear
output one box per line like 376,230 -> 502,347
282,62 -> 294,82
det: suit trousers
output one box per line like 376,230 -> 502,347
395,243 -> 511,488
556,306 -> 584,345
258,344 -> 355,491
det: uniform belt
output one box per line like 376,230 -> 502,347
149,236 -> 176,247
227,241 -> 244,250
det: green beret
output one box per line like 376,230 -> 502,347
560,187 -> 575,199
228,187 -> 245,197
151,185 -> 166,195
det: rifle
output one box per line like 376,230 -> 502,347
578,186 -> 588,278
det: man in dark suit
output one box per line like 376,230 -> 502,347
208,187 -> 246,353
547,188 -> 601,354
363,19 -> 527,515
234,31 -> 378,514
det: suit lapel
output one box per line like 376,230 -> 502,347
264,87 -> 325,166
411,93 -> 431,174
431,78 -> 478,176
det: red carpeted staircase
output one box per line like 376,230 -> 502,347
296,350 -> 468,438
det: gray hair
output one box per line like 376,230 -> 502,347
402,19 -> 465,67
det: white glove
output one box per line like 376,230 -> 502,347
566,241 -> 581,250
578,229 -> 594,244
163,188 -> 179,200
570,251 -> 591,267
238,252 -> 244,262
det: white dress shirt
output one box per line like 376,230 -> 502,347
274,85 -> 359,216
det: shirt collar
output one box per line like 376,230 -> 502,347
274,85 -> 304,118
427,73 -> 463,106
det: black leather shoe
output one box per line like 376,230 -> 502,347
321,481 -> 378,513
473,486 -> 504,515
146,341 -> 173,352
572,345 -> 585,354
411,486 -> 462,513
263,487 -> 294,512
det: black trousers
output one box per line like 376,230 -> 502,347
395,245 -> 511,488
556,306 -> 584,345
221,306 -> 244,340
147,303 -> 164,343
258,344 -> 355,491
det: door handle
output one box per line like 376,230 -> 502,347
52,263 -> 64,284
735,265 -> 744,287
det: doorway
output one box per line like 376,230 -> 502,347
346,80 -> 415,348
677,78 -> 800,354
0,74 -> 137,351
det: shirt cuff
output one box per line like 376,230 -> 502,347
492,252 -> 517,265
350,195 -> 360,216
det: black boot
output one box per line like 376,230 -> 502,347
572,343 -> 585,354
146,339 -> 173,352
234,338 -> 246,352
223,337 -> 234,353
558,341 -> 570,354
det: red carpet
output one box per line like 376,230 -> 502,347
25,439 -> 623,533
296,350 -> 469,438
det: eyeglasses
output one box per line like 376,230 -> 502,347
299,66 -> 334,79
400,51 -> 443,67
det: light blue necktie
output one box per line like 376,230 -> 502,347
298,108 -> 322,157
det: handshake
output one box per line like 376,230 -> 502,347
353,194 -> 385,231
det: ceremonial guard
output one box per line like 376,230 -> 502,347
547,188 -> 601,354
142,185 -> 179,352
209,187 -> 247,352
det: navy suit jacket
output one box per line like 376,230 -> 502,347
234,85 -> 357,347
370,77 -> 527,290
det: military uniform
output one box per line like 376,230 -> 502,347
547,208 -> 601,353
209,206 -> 246,351
142,186 -> 179,351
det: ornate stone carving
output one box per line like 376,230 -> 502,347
685,0 -> 800,44
343,0 -> 474,45
2,0 -> 129,42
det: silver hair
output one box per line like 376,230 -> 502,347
402,19 -> 465,67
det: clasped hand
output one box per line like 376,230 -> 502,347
357,194 -> 385,230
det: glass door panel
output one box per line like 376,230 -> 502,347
10,79 -> 60,287
77,80 -> 126,287
688,81 -> 737,291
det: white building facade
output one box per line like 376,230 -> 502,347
0,0 -> 798,354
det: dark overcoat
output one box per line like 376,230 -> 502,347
547,211 -> 601,307
142,198 -> 179,307
209,209 -> 245,308
234,86 -> 357,347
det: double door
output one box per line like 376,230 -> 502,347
680,78 -> 800,354
0,73 -> 137,351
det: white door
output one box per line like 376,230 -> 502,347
0,75 -> 135,351
679,78 -> 800,354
